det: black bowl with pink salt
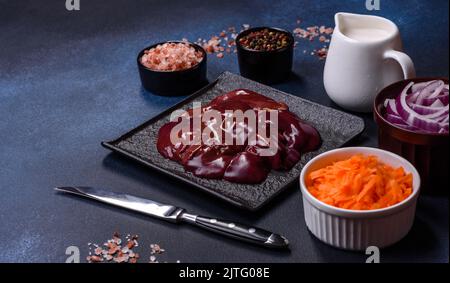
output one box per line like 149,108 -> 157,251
137,41 -> 207,96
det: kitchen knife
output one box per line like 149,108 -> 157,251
54,186 -> 289,249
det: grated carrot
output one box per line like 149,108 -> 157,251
306,154 -> 413,210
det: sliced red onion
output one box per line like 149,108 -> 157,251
407,91 -> 421,104
428,81 -> 446,99
411,81 -> 431,93
416,80 -> 443,105
386,113 -> 407,125
385,99 -> 399,115
430,99 -> 444,108
422,94 -> 449,106
410,103 -> 446,115
384,80 -> 449,134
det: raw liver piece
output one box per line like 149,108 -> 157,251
157,89 -> 321,183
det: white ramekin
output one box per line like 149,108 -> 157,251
300,147 -> 420,251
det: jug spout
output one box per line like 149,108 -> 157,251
334,13 -> 356,35
334,12 -> 345,32
333,12 -> 399,43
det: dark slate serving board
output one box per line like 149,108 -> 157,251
102,72 -> 365,211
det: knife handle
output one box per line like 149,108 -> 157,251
182,214 -> 289,249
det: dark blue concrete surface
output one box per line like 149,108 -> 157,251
0,0 -> 448,262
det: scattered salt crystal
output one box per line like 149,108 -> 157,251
87,255 -> 103,263
126,240 -> 135,249
94,247 -> 102,255
86,234 -> 176,264
319,36 -> 328,43
312,47 -> 329,60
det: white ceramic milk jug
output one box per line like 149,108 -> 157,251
324,13 -> 416,112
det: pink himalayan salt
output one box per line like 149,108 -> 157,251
141,42 -> 203,71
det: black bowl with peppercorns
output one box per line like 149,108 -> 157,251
236,27 -> 294,84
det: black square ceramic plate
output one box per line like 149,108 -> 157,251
102,72 -> 365,211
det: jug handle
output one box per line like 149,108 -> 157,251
384,50 -> 416,79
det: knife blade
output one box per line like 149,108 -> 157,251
55,187 -> 289,249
